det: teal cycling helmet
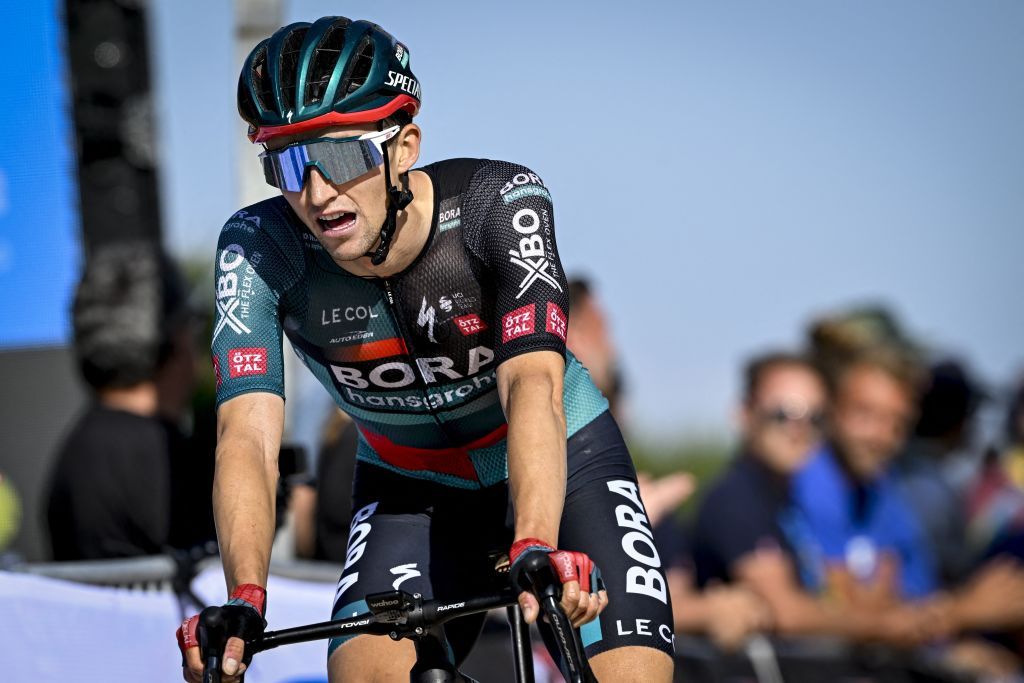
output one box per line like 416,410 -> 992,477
238,17 -> 421,143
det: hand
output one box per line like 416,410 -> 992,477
871,604 -> 934,648
825,553 -> 902,611
636,471 -> 695,527
704,585 -> 773,652
509,538 -> 609,628
947,556 -> 1024,632
177,584 -> 267,682
943,637 -> 1024,679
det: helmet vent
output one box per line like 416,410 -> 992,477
304,22 -> 348,107
250,46 -> 273,113
278,27 -> 308,112
342,35 -> 375,96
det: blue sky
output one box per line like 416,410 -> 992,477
151,0 -> 1023,437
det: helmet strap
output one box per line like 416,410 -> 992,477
369,135 -> 414,266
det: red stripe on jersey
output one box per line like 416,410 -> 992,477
358,423 -> 509,482
332,337 -> 409,363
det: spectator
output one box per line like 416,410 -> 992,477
693,352 -> 829,589
795,349 -> 1024,656
895,359 -> 986,585
45,242 -> 211,560
566,277 -> 625,420
965,375 -> 1024,562
1005,378 -> 1024,487
294,409 -> 359,563
793,348 -> 938,599
807,305 -> 922,384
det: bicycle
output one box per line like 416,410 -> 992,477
198,550 -> 598,683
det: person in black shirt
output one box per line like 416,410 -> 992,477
692,352 -> 827,589
46,242 -> 212,560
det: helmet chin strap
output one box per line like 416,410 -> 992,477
368,139 -> 414,266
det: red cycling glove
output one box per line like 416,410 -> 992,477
509,538 -> 605,594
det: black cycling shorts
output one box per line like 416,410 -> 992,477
327,411 -> 675,664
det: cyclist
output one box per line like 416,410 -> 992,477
177,16 -> 674,682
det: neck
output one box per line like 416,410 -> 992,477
343,170 -> 434,278
97,383 -> 158,417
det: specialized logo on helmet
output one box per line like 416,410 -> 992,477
386,71 -> 420,99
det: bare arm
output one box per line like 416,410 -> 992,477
214,392 -> 285,591
735,547 -> 927,646
667,567 -> 773,651
497,350 -> 567,547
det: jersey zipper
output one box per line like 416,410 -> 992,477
380,278 -> 466,451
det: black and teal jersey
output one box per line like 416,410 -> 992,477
211,158 -> 608,488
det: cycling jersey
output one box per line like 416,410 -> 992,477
211,159 -> 608,488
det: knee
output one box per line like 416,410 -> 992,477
589,645 -> 674,683
328,635 -> 417,683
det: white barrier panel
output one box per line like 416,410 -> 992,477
0,568 -> 337,683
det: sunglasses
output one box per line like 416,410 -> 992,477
757,405 -> 826,430
259,125 -> 401,192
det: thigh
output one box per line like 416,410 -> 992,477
560,473 -> 676,662
328,499 -> 434,660
328,466 -> 509,670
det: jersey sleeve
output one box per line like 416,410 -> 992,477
462,161 -> 570,366
211,206 -> 302,407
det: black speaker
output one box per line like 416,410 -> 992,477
64,0 -> 161,248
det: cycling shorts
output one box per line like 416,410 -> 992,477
327,411 -> 675,664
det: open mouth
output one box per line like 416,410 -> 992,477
318,211 -> 357,234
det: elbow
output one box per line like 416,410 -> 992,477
510,373 -> 565,419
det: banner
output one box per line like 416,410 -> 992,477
0,567 -> 336,683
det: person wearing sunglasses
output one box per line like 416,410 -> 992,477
178,16 -> 674,683
692,351 -> 828,593
690,351 -> 933,646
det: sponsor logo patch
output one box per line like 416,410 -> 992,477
214,244 -> 261,341
454,313 -> 487,336
502,304 -> 535,343
545,302 -> 567,341
507,208 -> 562,299
386,70 -> 420,98
228,347 -> 267,378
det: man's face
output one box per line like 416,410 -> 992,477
742,365 -> 827,474
268,124 -> 394,264
830,365 -> 915,481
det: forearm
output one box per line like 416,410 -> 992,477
503,366 -> 567,545
736,556 -> 886,641
764,589 -> 920,644
667,569 -> 713,632
214,400 -> 283,591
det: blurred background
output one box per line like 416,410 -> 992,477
1,0 -> 1022,681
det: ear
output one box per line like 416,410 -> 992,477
392,123 -> 421,175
